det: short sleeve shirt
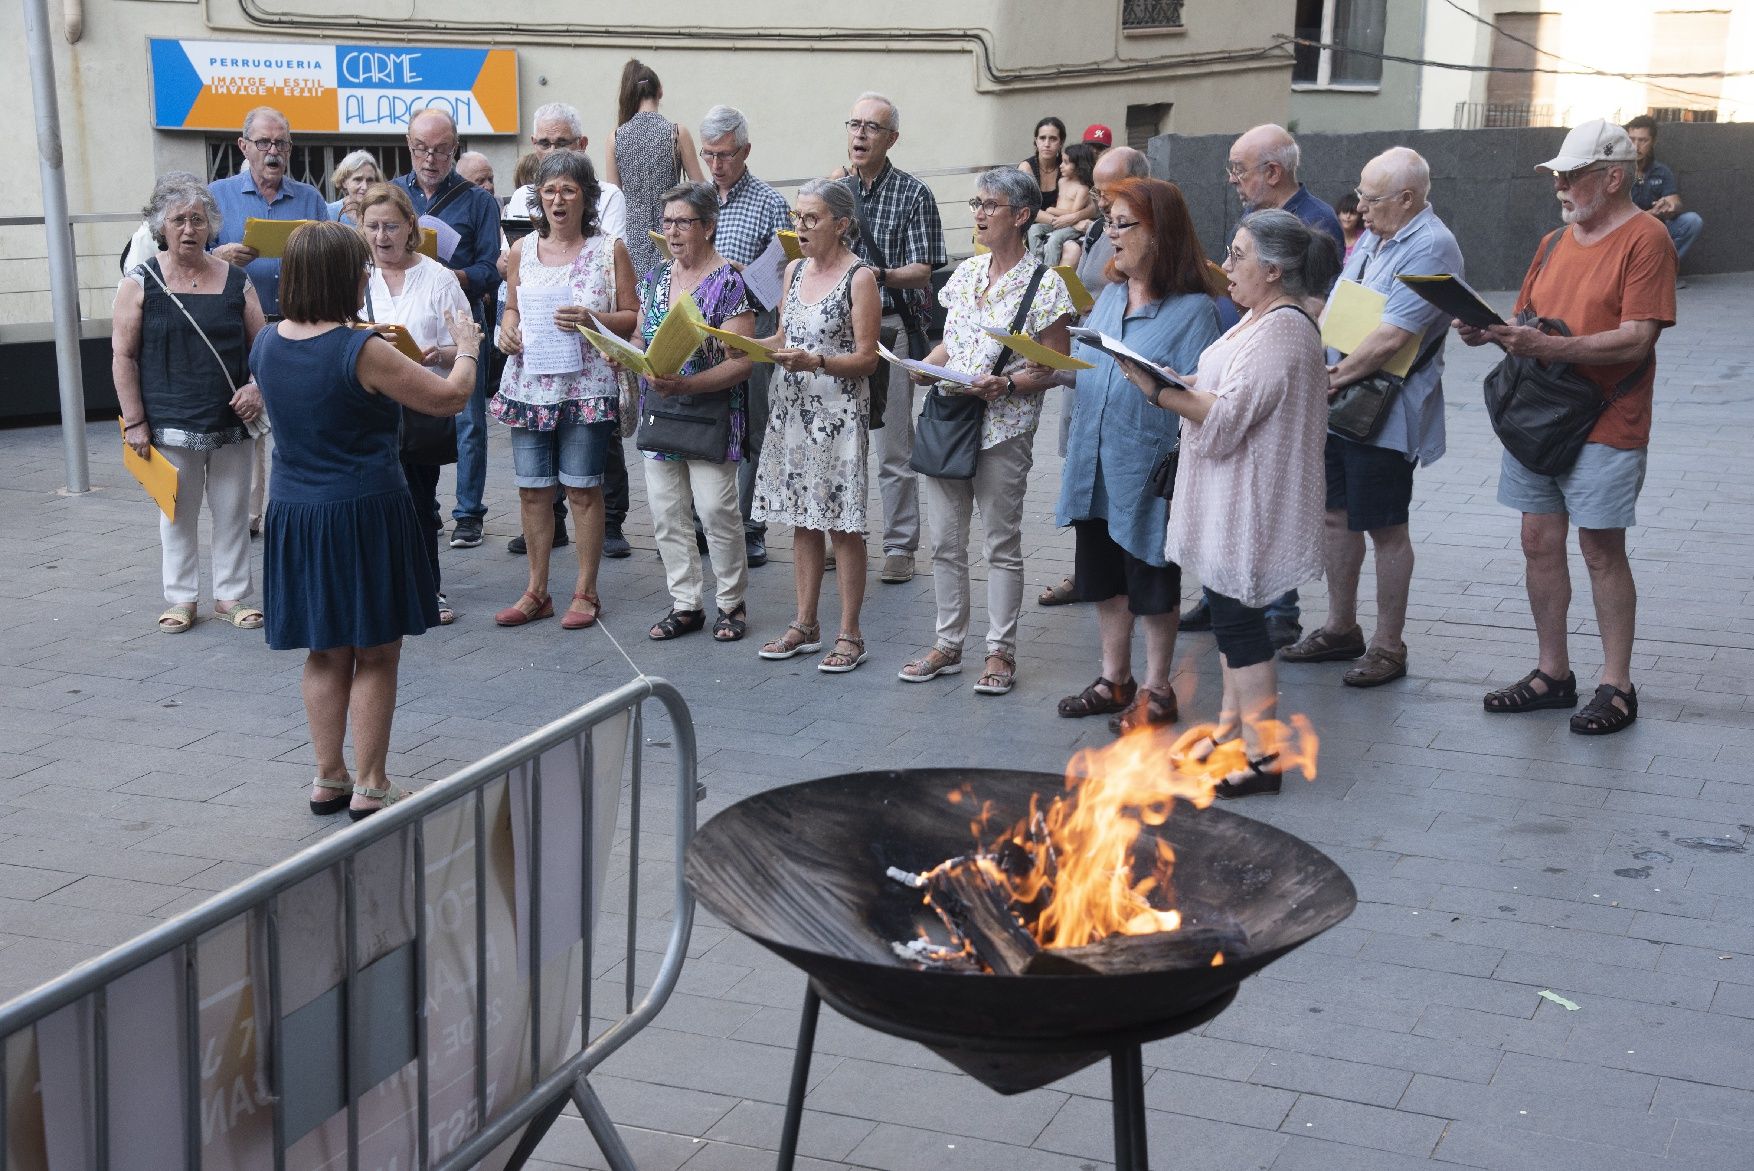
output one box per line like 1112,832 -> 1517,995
207,172 -> 331,316
840,161 -> 947,320
937,254 -> 1076,448
1515,215 -> 1677,449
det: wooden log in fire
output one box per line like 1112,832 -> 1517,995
1024,919 -> 1249,977
925,857 -> 1044,976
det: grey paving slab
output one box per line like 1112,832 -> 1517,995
0,275 -> 1749,1166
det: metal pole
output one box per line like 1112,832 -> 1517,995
21,0 -> 90,494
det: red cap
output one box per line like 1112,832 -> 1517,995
1082,124 -> 1114,147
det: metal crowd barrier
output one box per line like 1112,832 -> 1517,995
0,676 -> 698,1171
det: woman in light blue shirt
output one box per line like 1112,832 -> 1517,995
326,150 -> 382,225
1049,178 -> 1220,734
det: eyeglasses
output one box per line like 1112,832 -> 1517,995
530,138 -> 576,151
789,211 -> 828,230
1226,245 -> 1253,264
1107,218 -> 1142,233
1553,163 -> 1607,187
246,138 -> 291,153
700,148 -> 743,162
659,216 -> 704,230
1353,189 -> 1399,206
968,199 -> 1014,215
1225,160 -> 1269,178
846,119 -> 893,135
409,142 -> 456,160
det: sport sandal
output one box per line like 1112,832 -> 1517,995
310,776 -> 352,816
899,646 -> 962,682
972,651 -> 1017,696
760,622 -> 823,660
818,635 -> 867,674
1215,754 -> 1283,800
349,782 -> 413,822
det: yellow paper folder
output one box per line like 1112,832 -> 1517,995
1203,260 -> 1231,300
119,418 -> 177,520
1322,280 -> 1418,378
983,327 -> 1093,371
648,230 -> 674,260
1053,265 -> 1095,314
351,323 -> 425,363
241,218 -> 318,259
777,230 -> 804,262
699,323 -> 776,363
576,291 -> 706,378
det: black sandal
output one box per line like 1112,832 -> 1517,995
1215,754 -> 1282,800
1109,686 -> 1179,734
1484,668 -> 1578,713
1057,676 -> 1137,719
1570,683 -> 1637,736
713,605 -> 748,642
649,608 -> 707,641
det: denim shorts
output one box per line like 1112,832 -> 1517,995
1497,442 -> 1647,530
1324,434 -> 1416,532
508,419 -> 615,489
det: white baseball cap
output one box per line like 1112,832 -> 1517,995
1537,118 -> 1638,173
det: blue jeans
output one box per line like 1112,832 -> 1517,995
451,331 -> 491,522
1266,589 -> 1299,624
1666,211 -> 1703,261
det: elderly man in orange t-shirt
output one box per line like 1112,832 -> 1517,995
1455,118 -> 1676,738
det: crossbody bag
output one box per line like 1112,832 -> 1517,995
139,260 -> 268,439
1327,249 -> 1445,444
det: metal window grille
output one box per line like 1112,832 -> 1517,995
1121,0 -> 1184,30
1452,101 -> 1560,130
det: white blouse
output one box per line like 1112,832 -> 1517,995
364,255 -> 470,367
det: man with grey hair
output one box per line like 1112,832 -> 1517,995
698,104 -> 791,567
1183,122 -> 1342,644
456,151 -> 496,197
207,105 -> 330,533
1456,118 -> 1675,736
501,100 -> 631,556
838,91 -> 947,584
1281,146 -> 1463,688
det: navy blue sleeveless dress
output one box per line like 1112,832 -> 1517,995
251,326 -> 439,651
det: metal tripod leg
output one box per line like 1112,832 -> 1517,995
1110,1041 -> 1149,1170
775,984 -> 822,1170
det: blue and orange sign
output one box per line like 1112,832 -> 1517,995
149,38 -> 519,135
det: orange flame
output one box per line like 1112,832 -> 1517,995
968,712 -> 1319,951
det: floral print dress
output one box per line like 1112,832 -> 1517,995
752,261 -> 869,533
491,232 -> 618,429
637,261 -> 752,462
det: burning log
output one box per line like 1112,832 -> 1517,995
924,857 -> 1043,976
1025,918 -> 1249,977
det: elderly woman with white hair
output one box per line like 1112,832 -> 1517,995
897,166 -> 1075,696
112,172 -> 268,633
327,150 -> 382,225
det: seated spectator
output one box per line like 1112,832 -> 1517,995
1334,190 -> 1363,260
1082,124 -> 1114,155
1019,117 -> 1066,215
327,150 -> 381,225
1030,142 -> 1098,266
1624,115 -> 1702,278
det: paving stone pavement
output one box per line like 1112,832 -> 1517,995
1,274 -> 1751,1169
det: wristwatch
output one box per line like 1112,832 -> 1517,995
1148,385 -> 1164,408
875,266 -> 887,288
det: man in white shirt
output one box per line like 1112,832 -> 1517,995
501,101 -> 632,557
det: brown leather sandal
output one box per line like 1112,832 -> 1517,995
1058,676 -> 1137,718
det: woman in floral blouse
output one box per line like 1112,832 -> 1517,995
493,150 -> 639,630
638,182 -> 757,642
898,167 -> 1075,696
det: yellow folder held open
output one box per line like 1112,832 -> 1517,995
1322,280 -> 1418,378
698,323 -> 776,363
119,418 -> 178,521
350,323 -> 425,363
241,218 -> 318,259
983,327 -> 1093,371
1053,265 -> 1095,314
576,291 -> 707,378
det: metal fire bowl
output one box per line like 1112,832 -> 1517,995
685,769 -> 1357,1093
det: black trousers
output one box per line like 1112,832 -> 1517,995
403,460 -> 443,593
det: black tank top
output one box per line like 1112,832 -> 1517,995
136,258 -> 250,440
1024,155 -> 1060,209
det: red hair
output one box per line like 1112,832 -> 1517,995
1102,178 -> 1210,299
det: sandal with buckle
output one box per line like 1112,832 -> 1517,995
1484,668 -> 1578,713
495,589 -> 554,627
973,651 -> 1017,696
436,593 -> 455,626
818,635 -> 867,674
1109,685 -> 1179,734
561,591 -> 601,631
1215,753 -> 1283,800
214,603 -> 265,630
349,782 -> 413,822
650,608 -> 707,640
1176,720 -> 1241,767
1571,682 -> 1638,736
713,605 -> 749,642
158,602 -> 196,634
761,621 -> 822,661
310,776 -> 352,816
899,646 -> 962,682
1037,576 -> 1078,607
1058,676 -> 1137,719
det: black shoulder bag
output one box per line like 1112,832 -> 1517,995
1327,249 -> 1446,444
635,266 -> 736,463
910,263 -> 1045,481
1482,231 -> 1651,476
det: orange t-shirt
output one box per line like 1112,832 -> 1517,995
1515,214 -> 1676,448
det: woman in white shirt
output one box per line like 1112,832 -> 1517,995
358,182 -> 471,623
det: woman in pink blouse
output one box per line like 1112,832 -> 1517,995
1116,208 -> 1337,797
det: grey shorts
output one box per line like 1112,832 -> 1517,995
1497,442 -> 1647,530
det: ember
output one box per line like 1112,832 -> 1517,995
892,716 -> 1318,973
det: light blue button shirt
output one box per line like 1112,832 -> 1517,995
1056,283 -> 1221,566
1327,204 -> 1464,465
208,171 -> 331,316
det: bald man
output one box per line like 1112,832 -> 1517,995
1282,147 -> 1463,687
456,151 -> 496,197
395,108 -> 504,547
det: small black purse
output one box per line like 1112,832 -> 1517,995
1144,449 -> 1177,501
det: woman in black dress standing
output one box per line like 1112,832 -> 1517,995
250,222 -> 482,819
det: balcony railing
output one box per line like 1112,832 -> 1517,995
1453,101 -> 1561,130
1122,0 -> 1184,30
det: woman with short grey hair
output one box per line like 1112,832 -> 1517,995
112,172 -> 268,633
327,149 -> 381,224
896,166 -> 1075,696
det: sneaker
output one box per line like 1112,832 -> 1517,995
1179,598 -> 1211,631
746,533 -> 768,568
449,518 -> 483,548
507,519 -> 569,556
881,552 -> 915,584
1267,616 -> 1304,651
603,527 -> 631,559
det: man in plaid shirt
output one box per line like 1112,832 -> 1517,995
699,105 -> 792,567
839,92 -> 947,584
